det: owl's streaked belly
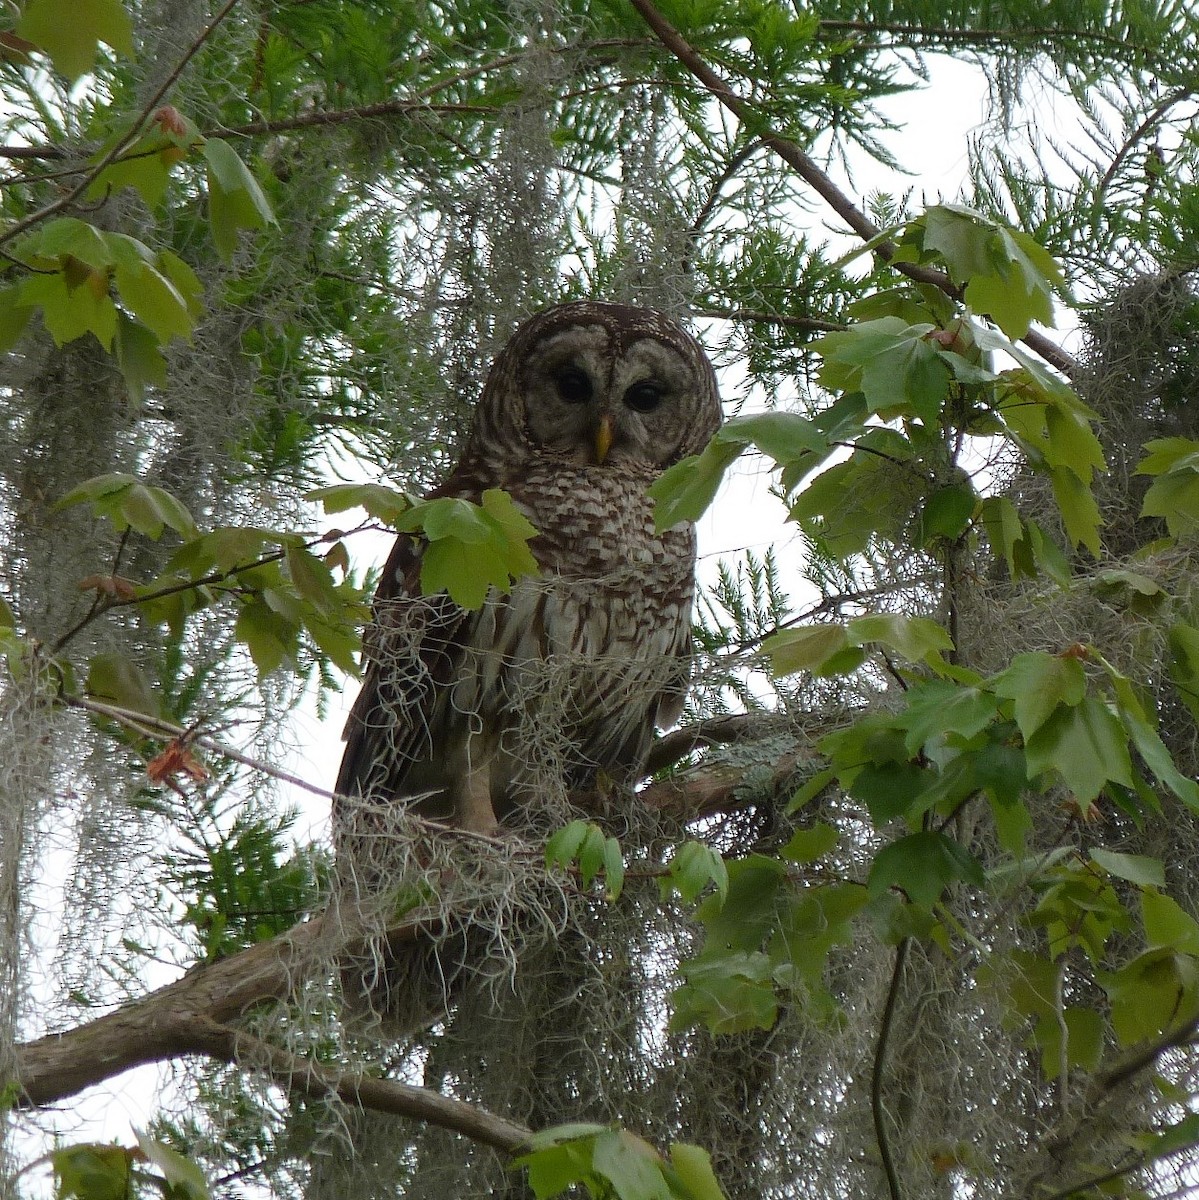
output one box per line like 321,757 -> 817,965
438,465 -> 695,802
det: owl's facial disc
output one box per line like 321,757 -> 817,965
522,327 -> 702,468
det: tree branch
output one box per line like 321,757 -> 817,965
14,909 -> 529,1152
643,712 -> 761,776
872,937 -> 909,1200
13,724 -> 798,1116
188,1019 -> 532,1153
626,0 -> 1081,381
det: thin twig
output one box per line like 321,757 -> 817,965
62,693 -> 339,803
1037,1152 -> 1146,1200
1098,1011 -> 1199,1091
696,305 -> 848,334
1094,85 -> 1198,201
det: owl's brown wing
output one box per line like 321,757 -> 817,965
334,526 -> 474,808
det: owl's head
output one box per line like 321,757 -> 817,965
471,301 -> 722,473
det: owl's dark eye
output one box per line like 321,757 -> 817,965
555,366 -> 592,404
623,381 -> 663,413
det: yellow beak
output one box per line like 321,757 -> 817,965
594,414 -> 614,464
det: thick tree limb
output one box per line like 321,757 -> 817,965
15,905 -> 525,1152
13,734 -> 797,1132
627,0 -> 1081,381
16,915 -> 334,1106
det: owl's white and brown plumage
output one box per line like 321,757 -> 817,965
335,301 -> 722,834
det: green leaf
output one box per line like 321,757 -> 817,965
847,613 -> 955,665
17,0 -> 133,80
850,760 -> 932,825
0,285 -> 33,351
695,855 -> 788,952
916,483 -> 977,545
1045,401 -> 1106,482
868,831 -> 985,909
917,205 -> 1063,338
813,316 -> 950,422
592,1131 -> 672,1200
1105,946 -> 1199,1046
1141,467 -> 1199,537
401,493 -> 537,606
155,250 -> 204,318
991,652 -> 1086,741
780,822 -> 838,865
52,1142 -> 131,1200
167,526 -> 274,575
480,486 -> 539,544
762,624 -> 848,675
649,438 -> 742,531
286,546 -> 340,616
979,495 -> 1026,578
546,819 -> 593,872
113,259 -> 194,344
896,680 -> 999,755
519,1138 -> 598,1198
1111,674 -> 1199,811
1028,1003 -> 1104,1080
1024,697 -> 1133,806
773,883 -> 870,990
1136,436 -> 1199,477
1168,623 -> 1199,724
203,138 -> 276,260
419,537 -> 505,608
57,474 -> 197,540
661,841 -> 728,904
1144,1112 -> 1199,1163
1090,848 -> 1165,889
668,1144 -> 727,1200
19,269 -> 117,348
1025,519 -> 1072,587
601,835 -> 625,901
717,411 -> 828,466
1049,465 -> 1103,555
114,313 -> 168,407
136,1131 -> 211,1200
670,951 -> 779,1034
787,766 -> 837,814
235,598 -> 294,674
86,653 -> 161,718
788,451 -> 909,559
1142,891 -> 1199,955
308,482 -> 414,526
522,1123 -> 608,1152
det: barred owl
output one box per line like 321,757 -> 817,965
335,301 -> 722,834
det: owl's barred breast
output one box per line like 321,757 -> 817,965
443,459 -> 696,809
